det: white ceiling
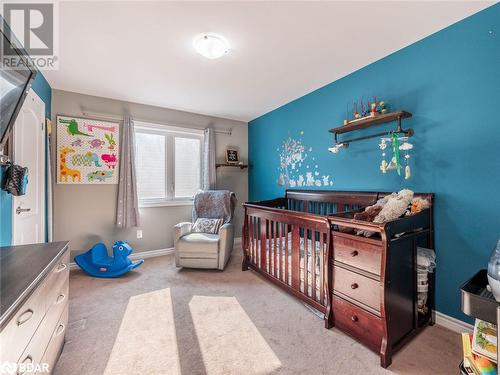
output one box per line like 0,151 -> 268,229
43,1 -> 493,122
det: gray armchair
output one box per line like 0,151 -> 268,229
174,191 -> 236,270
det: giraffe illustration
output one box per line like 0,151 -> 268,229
59,147 -> 81,183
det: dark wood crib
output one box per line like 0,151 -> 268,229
242,190 -> 434,368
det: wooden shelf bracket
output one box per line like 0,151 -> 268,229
329,111 -> 413,148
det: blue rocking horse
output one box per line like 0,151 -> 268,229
75,241 -> 144,278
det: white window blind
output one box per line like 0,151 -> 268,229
134,122 -> 203,207
135,132 -> 166,200
175,137 -> 201,198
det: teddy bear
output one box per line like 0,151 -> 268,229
373,189 -> 414,224
338,204 -> 383,233
353,204 -> 383,222
358,189 -> 415,237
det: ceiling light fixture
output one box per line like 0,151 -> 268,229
193,33 -> 230,59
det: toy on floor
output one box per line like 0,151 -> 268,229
75,241 -> 144,278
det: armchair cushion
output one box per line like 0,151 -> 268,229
176,233 -> 219,255
191,218 -> 223,234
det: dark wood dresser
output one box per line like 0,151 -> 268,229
329,206 -> 434,368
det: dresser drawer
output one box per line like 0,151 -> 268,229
0,281 -> 48,363
40,305 -> 68,375
333,295 -> 383,352
44,278 -> 69,344
333,236 -> 382,276
15,284 -> 68,375
333,265 -> 381,312
44,251 -> 70,307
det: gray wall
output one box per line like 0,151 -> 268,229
51,90 -> 248,257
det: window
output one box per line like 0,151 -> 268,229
134,121 -> 203,207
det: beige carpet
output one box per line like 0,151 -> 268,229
54,251 -> 462,375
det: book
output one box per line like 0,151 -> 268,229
463,333 -> 481,375
463,332 -> 497,375
472,319 -> 498,363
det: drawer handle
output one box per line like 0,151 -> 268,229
56,263 -> 67,273
55,323 -> 66,336
56,293 -> 66,304
350,250 -> 358,257
351,315 -> 359,322
17,309 -> 34,325
350,283 -> 359,289
18,355 -> 33,375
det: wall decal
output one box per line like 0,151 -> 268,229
277,132 -> 333,188
57,116 -> 120,184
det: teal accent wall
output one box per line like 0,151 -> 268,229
0,72 -> 52,247
249,4 -> 500,322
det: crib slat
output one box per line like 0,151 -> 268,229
268,220 -> 272,274
253,217 -> 257,265
291,225 -> 300,289
304,228 -> 309,296
260,219 -> 267,270
277,222 -> 282,281
312,231 -> 317,301
285,224 -> 290,285
320,232 -> 325,305
254,217 -> 258,265
249,216 -> 253,264
273,221 -> 278,277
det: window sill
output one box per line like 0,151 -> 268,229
139,200 -> 194,208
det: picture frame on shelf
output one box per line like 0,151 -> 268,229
225,149 -> 239,164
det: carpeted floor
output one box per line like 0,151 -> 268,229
54,250 -> 462,375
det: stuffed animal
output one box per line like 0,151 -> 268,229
374,189 -> 414,223
338,204 -> 383,233
359,189 -> 414,237
409,197 -> 431,214
354,204 -> 383,222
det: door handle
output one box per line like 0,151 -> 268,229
16,206 -> 31,215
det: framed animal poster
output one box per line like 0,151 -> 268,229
56,115 -> 120,184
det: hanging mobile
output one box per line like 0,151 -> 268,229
399,140 -> 413,180
388,133 -> 401,175
379,138 -> 388,173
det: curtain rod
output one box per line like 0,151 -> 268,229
81,110 -> 233,136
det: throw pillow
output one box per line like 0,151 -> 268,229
191,218 -> 223,234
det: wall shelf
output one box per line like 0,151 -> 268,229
216,163 -> 248,169
329,110 -> 413,146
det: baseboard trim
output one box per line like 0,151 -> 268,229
69,247 -> 175,271
69,237 -> 243,271
434,310 -> 473,333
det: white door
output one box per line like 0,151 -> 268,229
12,89 -> 45,245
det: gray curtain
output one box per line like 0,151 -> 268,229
116,115 -> 140,228
202,127 -> 216,190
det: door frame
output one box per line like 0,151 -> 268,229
11,88 -> 46,245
